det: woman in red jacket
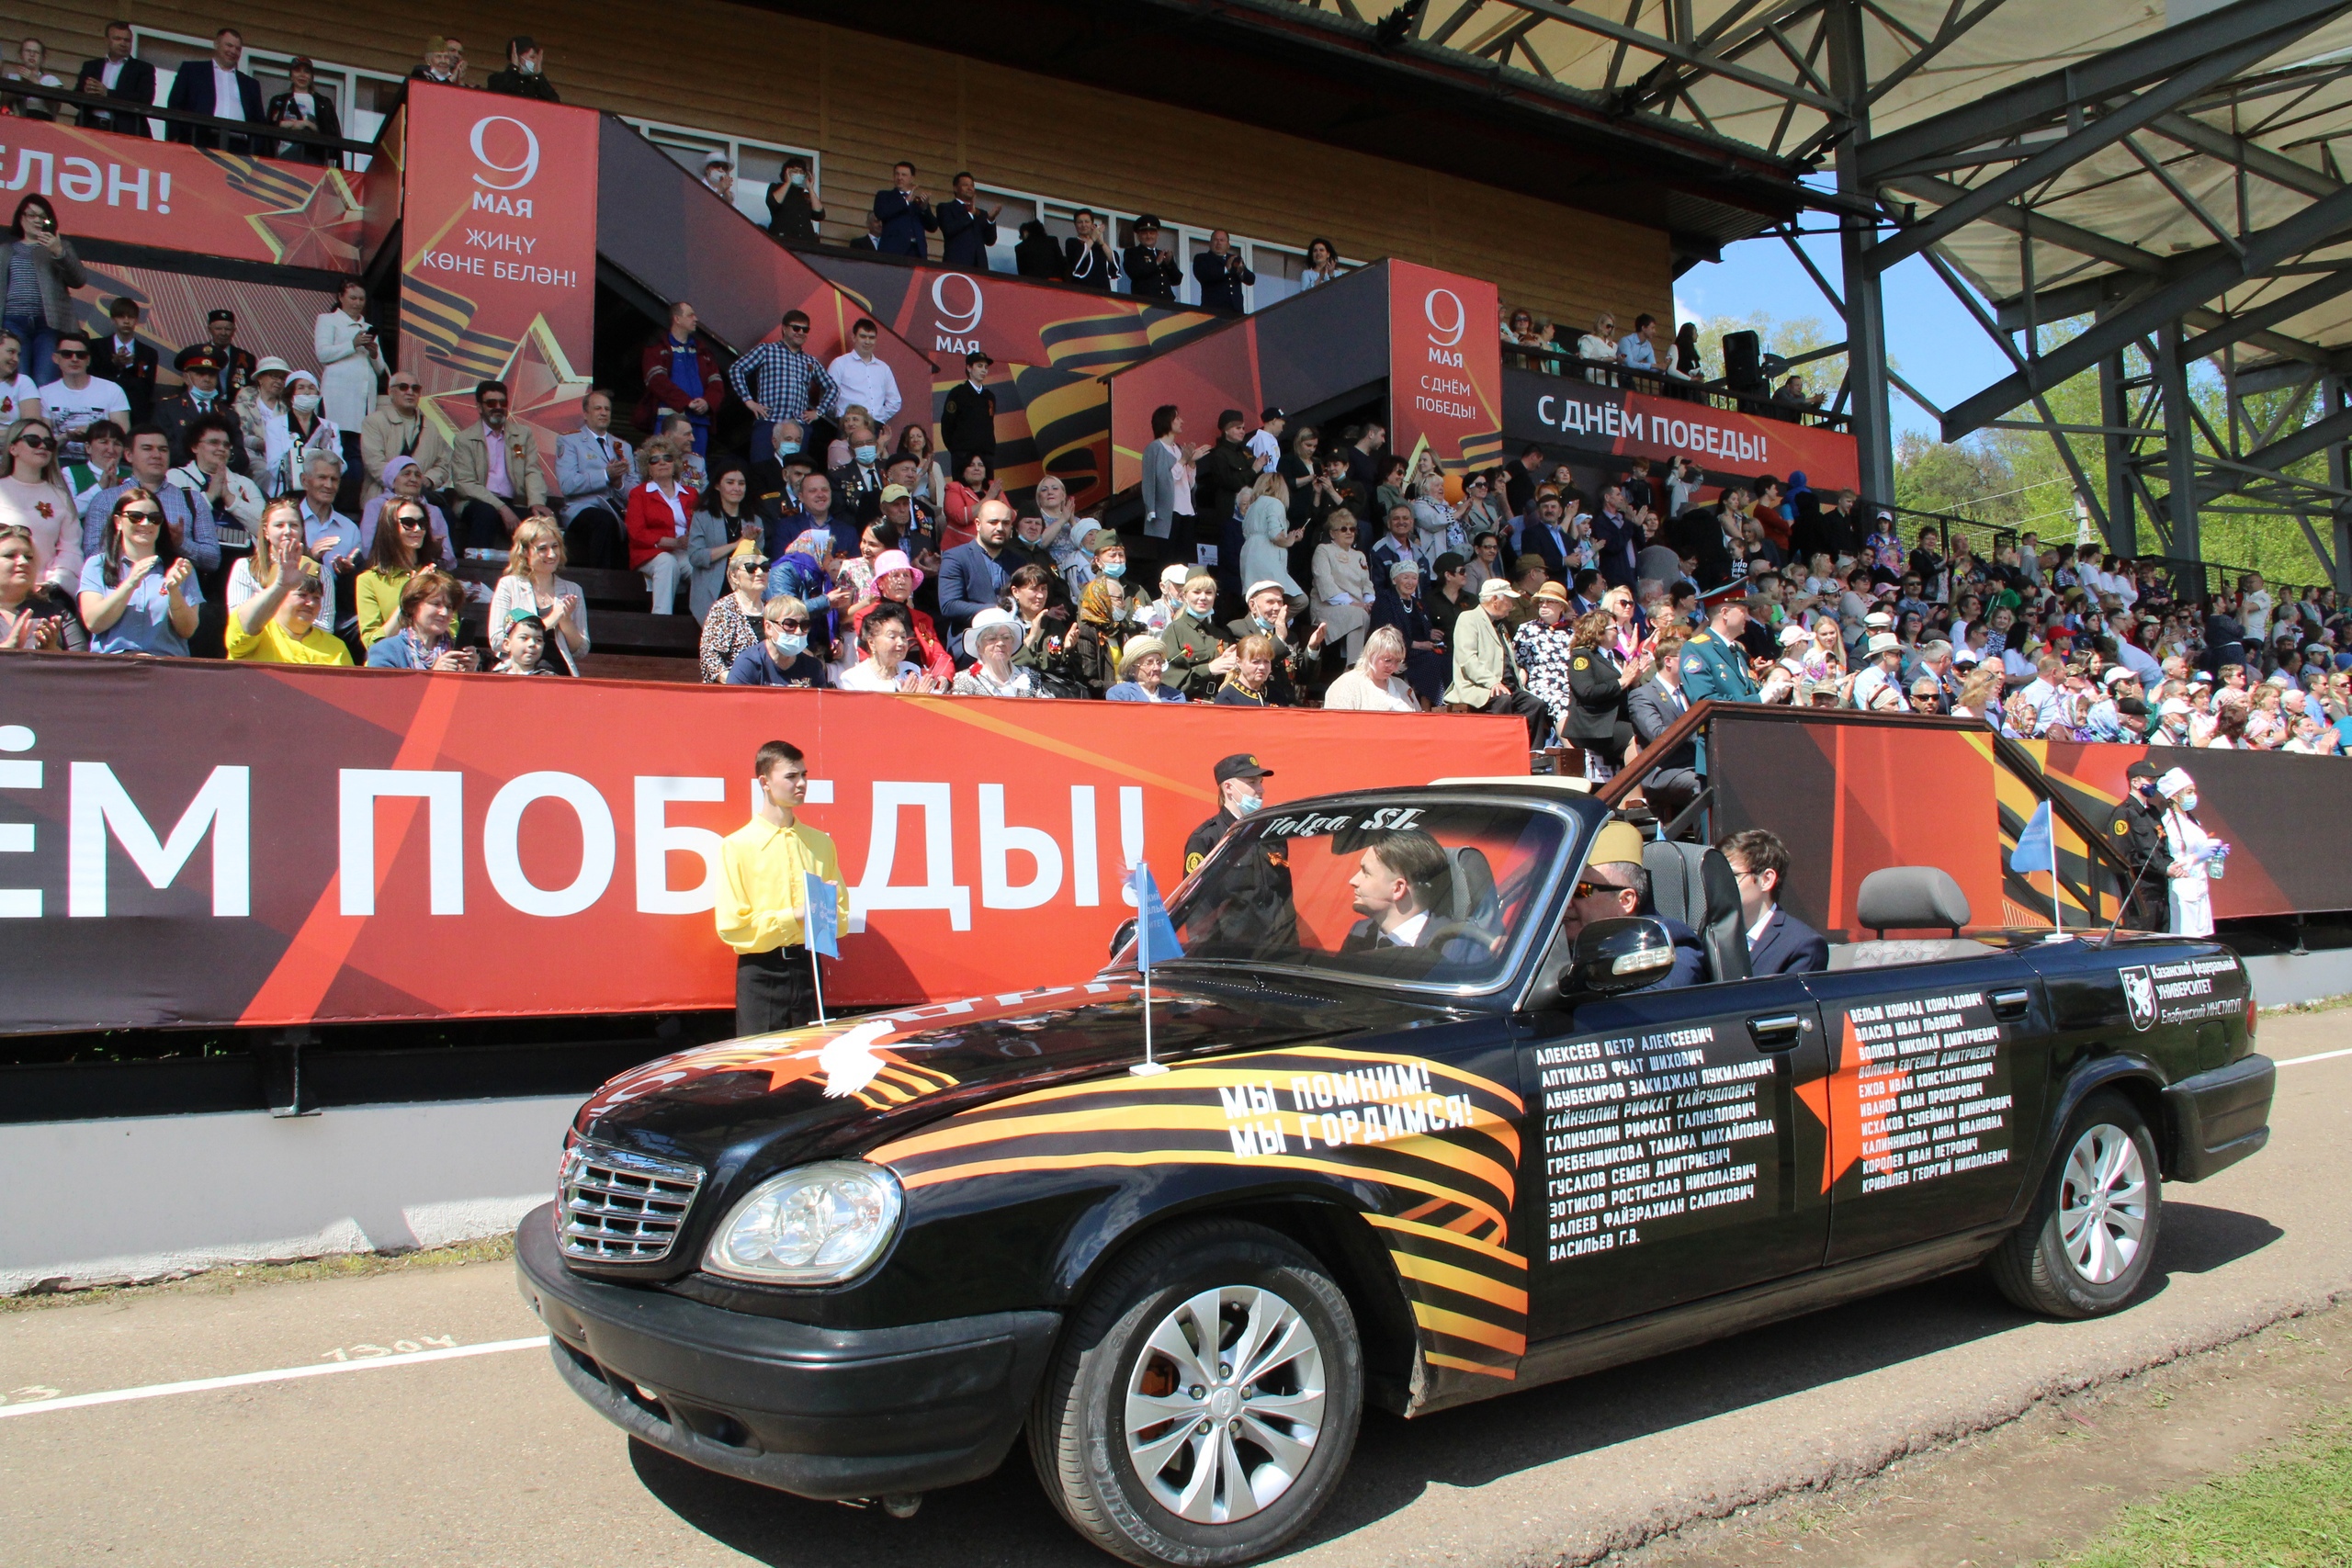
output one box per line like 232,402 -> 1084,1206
845,547 -> 955,682
624,439 -> 700,614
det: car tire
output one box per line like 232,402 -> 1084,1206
1027,1218 -> 1363,1568
1987,1090 -> 2163,1319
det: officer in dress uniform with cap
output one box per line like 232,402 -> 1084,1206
1674,597 -> 1758,774
1180,753 -> 1297,950
1562,819 -> 1702,990
177,310 -> 259,401
2106,758 -> 2170,932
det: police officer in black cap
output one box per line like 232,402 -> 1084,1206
2106,759 -> 2169,931
1181,753 -> 1296,950
177,310 -> 258,401
1122,216 -> 1182,302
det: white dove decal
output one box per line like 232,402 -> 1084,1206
818,1017 -> 902,1100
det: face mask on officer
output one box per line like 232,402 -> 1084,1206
854,443 -> 878,465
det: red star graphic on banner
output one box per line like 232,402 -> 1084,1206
254,173 -> 363,271
1792,1013 -> 1912,1193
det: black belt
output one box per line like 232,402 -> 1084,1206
738,945 -> 812,971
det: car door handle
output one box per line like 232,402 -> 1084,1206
1991,988 -> 2031,1021
1748,1013 -> 1804,1051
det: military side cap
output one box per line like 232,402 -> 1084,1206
1588,819 -> 1646,870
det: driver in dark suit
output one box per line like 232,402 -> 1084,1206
1717,828 -> 1828,975
1340,830 -> 1487,971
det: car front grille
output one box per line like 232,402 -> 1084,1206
559,1142 -> 705,1263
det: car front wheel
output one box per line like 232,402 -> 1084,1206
1028,1218 -> 1363,1567
1987,1090 -> 2163,1318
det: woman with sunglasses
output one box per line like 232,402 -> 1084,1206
0,417 -> 81,596
357,455 -> 454,569
700,537 -> 770,683
490,517 -> 589,672
225,531 -> 351,665
77,488 -> 199,656
0,525 -> 64,649
355,497 -> 430,647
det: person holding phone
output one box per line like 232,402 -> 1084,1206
265,56 -> 345,165
315,280 -> 384,487
2,197 -> 85,387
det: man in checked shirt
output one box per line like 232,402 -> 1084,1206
727,310 -> 840,467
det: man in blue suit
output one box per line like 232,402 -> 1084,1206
872,163 -> 937,259
1515,491 -> 1574,580
936,173 -> 999,271
164,28 -> 265,152
1718,829 -> 1828,975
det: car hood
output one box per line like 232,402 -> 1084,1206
573,971 -> 1456,1174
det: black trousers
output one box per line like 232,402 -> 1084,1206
736,947 -> 818,1036
458,497 -> 522,551
562,502 -> 628,570
1485,687 -> 1547,747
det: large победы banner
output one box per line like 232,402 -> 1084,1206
400,84 -> 599,484
0,657 -> 1529,1035
1386,260 -> 1505,484
0,118 -> 367,271
1502,367 -> 1860,494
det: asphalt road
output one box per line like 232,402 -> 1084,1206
4,1013 -> 2346,1568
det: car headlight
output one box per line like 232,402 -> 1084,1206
701,1160 -> 903,1284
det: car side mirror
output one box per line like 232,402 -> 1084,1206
1559,917 -> 1676,998
1110,917 -> 1136,961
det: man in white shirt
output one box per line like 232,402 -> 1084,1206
826,318 -> 901,430
2014,653 -> 2067,733
296,450 -> 362,637
2238,571 -> 2273,641
1246,407 -> 1284,475
2110,613 -> 2163,683
0,329 -> 41,426
35,333 -> 130,464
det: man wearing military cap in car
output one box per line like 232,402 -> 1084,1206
1180,753 -> 1297,949
2107,758 -> 2170,931
1559,819 -> 1702,989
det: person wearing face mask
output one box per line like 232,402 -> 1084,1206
830,409 -> 889,522
2104,760 -> 2171,931
1161,570 -> 1238,698
485,36 -> 560,101
1066,574 -> 1136,696
728,594 -> 831,687
2154,767 -> 2224,937
1184,754 -> 1276,875
765,158 -> 826,245
264,369 -> 342,501
1227,579 -> 1327,705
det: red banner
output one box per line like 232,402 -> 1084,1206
1387,260 -> 1505,484
399,83 -> 600,482
0,657 -> 1529,1034
0,117 -> 364,271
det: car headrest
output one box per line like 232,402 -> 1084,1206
1855,866 -> 1972,934
1447,846 -> 1498,923
1642,840 -> 1707,928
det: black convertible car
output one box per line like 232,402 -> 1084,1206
516,780 -> 2275,1567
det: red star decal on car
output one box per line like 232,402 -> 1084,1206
1792,1012 -> 1912,1193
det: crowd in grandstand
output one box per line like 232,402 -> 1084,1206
1,20 -> 2346,773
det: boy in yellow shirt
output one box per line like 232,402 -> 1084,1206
717,739 -> 847,1035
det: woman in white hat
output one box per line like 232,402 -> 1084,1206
1105,635 -> 1186,702
950,606 -> 1048,697
2155,766 -> 2222,936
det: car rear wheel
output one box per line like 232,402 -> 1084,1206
1028,1218 -> 1363,1567
1987,1091 -> 2162,1318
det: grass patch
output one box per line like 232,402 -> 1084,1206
1,1232 -> 516,1314
2262,992 -> 2352,1017
2052,1405 -> 2352,1567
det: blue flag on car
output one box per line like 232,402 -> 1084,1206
804,872 -> 840,959
2009,799 -> 2054,876
1127,863 -> 1183,971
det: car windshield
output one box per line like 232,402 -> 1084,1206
1147,796 -> 1573,993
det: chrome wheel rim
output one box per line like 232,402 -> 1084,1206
1123,1284 -> 1327,1524
2057,1122 -> 2151,1284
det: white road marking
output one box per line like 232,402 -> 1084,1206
0,1335 -> 549,1421
2276,1046 -> 2352,1068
